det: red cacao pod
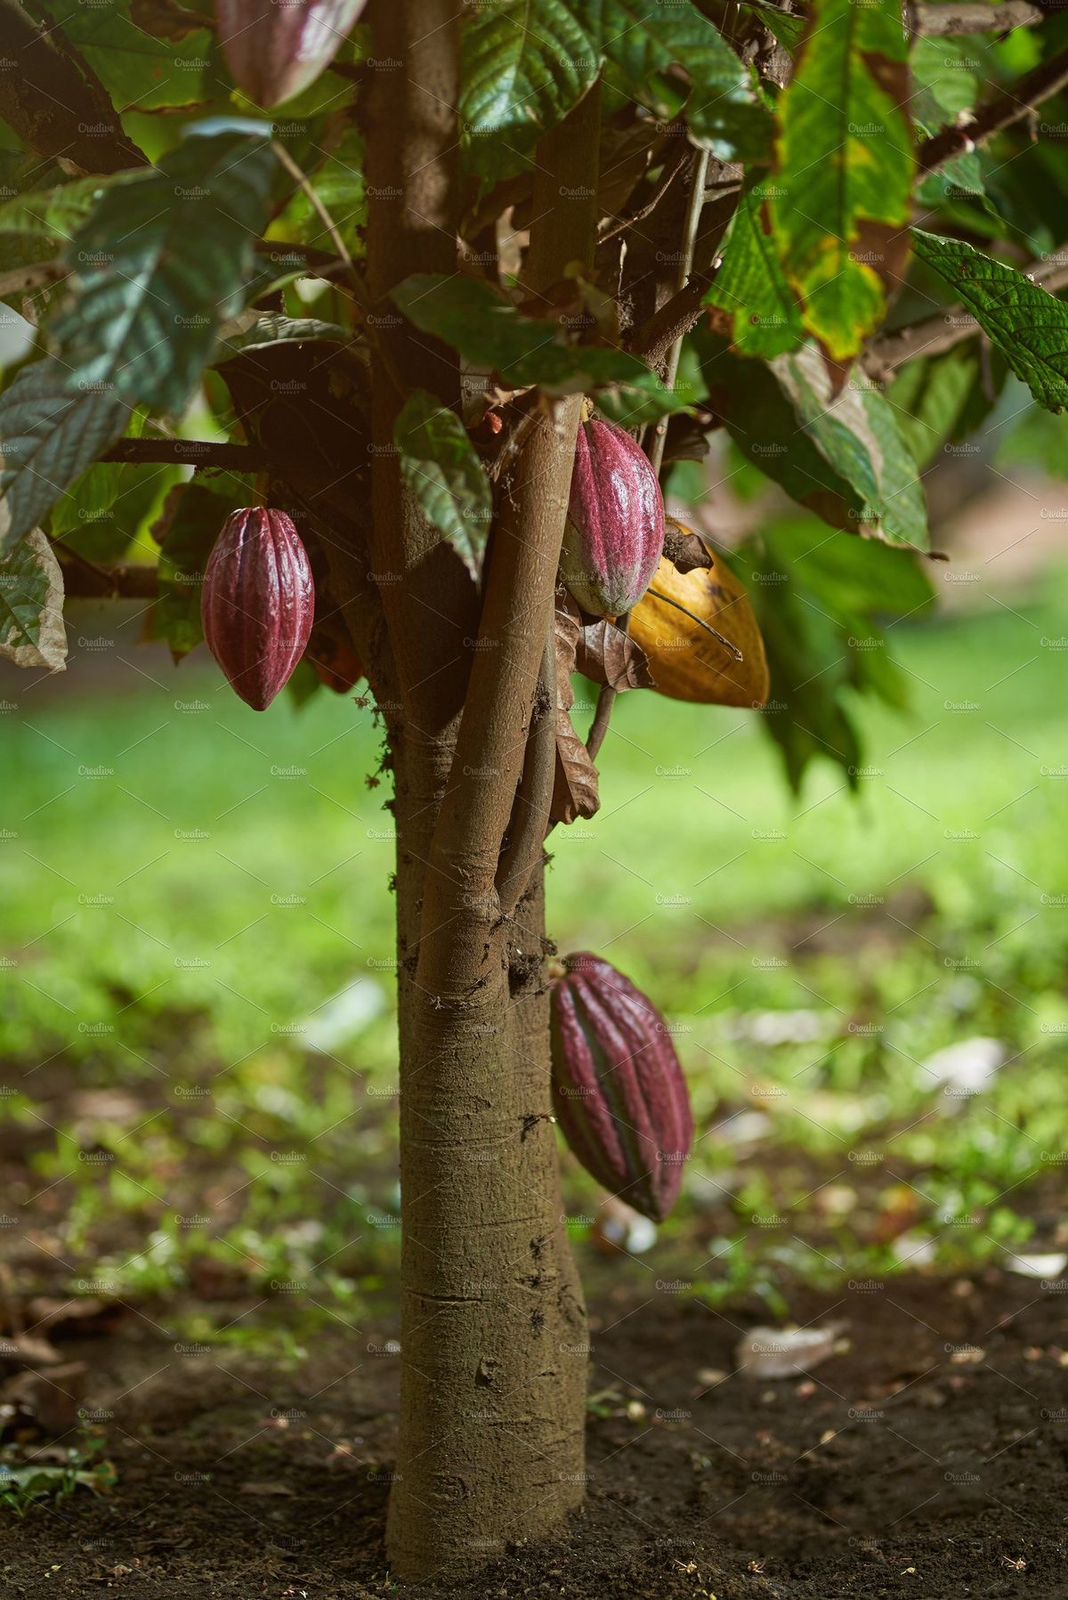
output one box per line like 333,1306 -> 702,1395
561,418 -> 665,617
216,0 -> 367,109
549,952 -> 693,1222
202,508 -> 314,710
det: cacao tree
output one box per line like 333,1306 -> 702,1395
1,0 -> 1067,1579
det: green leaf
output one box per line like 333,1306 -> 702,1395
705,176 -> 804,359
0,362 -> 128,555
771,0 -> 913,360
0,175 -> 125,263
888,345 -> 1005,469
461,0 -> 767,181
701,338 -> 929,549
911,229 -> 1068,413
462,1 -> 599,181
744,522 -> 933,790
392,274 -> 682,418
600,1 -> 770,160
33,0 -> 219,111
395,391 -> 493,581
267,127 -> 366,256
50,132 -> 278,417
215,313 -> 350,361
0,527 -> 67,670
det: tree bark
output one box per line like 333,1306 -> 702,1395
361,4 -> 598,1579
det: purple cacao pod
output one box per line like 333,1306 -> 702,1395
561,418 -> 666,617
201,508 -> 314,710
216,0 -> 367,109
549,952 -> 693,1222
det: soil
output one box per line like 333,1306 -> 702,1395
2,1266 -> 1067,1600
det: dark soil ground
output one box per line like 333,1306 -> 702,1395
2,1264 -> 1067,1600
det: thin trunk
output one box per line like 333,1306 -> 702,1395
361,7 -> 600,1573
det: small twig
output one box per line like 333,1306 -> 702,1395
918,46 -> 1068,173
272,140 -> 405,398
862,246 -> 1068,379
598,143 -> 691,245
647,147 -> 710,476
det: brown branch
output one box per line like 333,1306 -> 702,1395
629,187 -> 740,366
57,558 -> 157,598
918,46 -> 1068,173
101,439 -> 278,469
862,248 -> 1068,379
598,142 -> 691,245
0,0 -> 145,174
909,0 -> 1042,32
418,86 -> 602,982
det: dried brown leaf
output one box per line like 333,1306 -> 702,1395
575,619 -> 654,691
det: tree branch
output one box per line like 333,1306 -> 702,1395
495,629 -> 556,916
909,0 -> 1042,32
418,85 -> 602,986
918,46 -> 1068,173
101,439 -> 279,469
56,558 -> 157,598
862,247 -> 1068,379
0,0 -> 145,173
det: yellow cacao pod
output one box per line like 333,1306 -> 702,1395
629,540 -> 770,708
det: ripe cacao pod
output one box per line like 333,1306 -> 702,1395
630,534 -> 770,707
549,952 -> 693,1222
561,417 -> 665,617
216,0 -> 367,109
202,508 -> 314,710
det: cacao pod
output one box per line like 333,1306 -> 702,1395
202,507 -> 314,710
630,535 -> 770,707
307,614 -> 364,694
561,417 -> 665,617
549,952 -> 693,1222
216,0 -> 367,109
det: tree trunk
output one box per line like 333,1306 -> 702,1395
385,738 -> 588,1579
359,2 -> 601,1575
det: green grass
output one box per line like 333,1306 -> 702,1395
4,561 -> 1068,1316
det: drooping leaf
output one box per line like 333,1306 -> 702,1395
574,619 -> 653,692
0,362 -> 128,555
771,0 -> 913,360
743,523 -> 934,790
50,132 -> 278,416
395,390 -> 493,581
911,229 -> 1068,413
552,596 -> 599,825
705,176 -> 804,359
888,345 -> 1006,468
0,528 -> 67,670
392,275 -> 682,418
702,338 -> 929,550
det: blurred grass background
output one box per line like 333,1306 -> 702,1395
3,538 -> 1068,1339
